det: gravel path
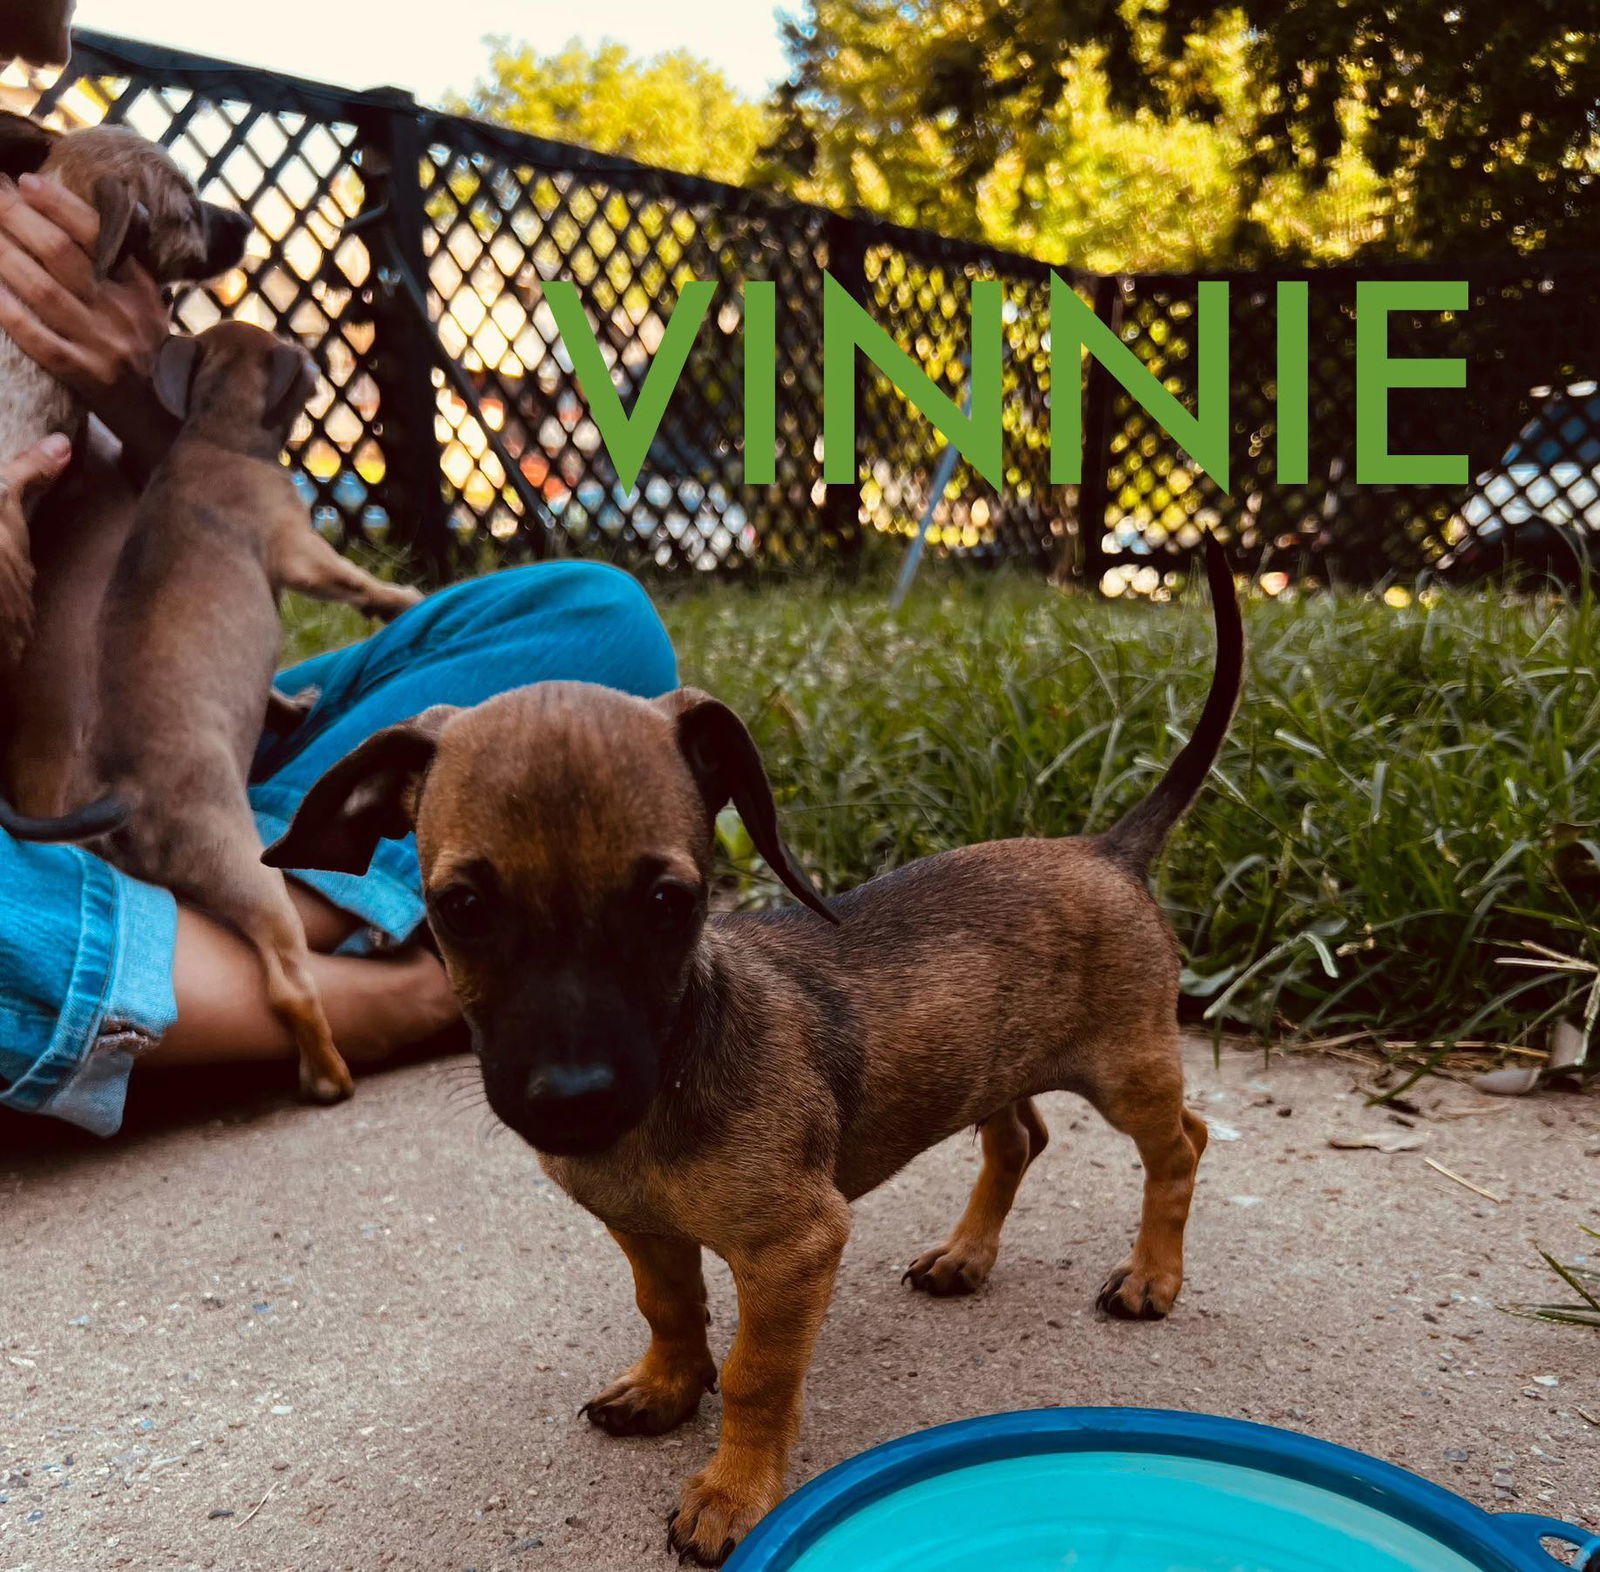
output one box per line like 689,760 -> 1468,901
3,1041 -> 1597,1571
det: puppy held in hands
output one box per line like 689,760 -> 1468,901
0,111 -> 253,669
264,538 -> 1243,1560
0,322 -> 421,1102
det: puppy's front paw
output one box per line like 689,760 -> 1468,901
581,1354 -> 716,1437
668,1461 -> 782,1567
903,1238 -> 996,1297
364,584 -> 424,622
1096,1261 -> 1180,1320
298,1056 -> 355,1105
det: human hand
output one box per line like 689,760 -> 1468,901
0,172 -> 173,475
0,430 -> 72,666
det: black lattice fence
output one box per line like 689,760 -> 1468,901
1083,259 -> 1600,598
11,31 -> 1600,591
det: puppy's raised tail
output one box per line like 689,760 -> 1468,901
0,793 -> 129,843
1094,533 -> 1244,877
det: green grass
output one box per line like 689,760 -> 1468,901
285,567 -> 1600,1062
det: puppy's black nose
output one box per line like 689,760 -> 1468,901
203,204 -> 252,271
525,1062 -> 618,1117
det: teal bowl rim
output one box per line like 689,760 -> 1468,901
726,1407 -> 1600,1572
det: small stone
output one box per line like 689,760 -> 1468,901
1443,1450 -> 1469,1462
207,1509 -> 234,1520
1531,1375 -> 1559,1388
514,1539 -> 543,1553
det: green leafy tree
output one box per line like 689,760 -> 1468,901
768,1 -> 1600,262
455,37 -> 771,186
761,1 -> 1381,271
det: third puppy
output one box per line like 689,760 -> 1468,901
2,321 -> 422,1102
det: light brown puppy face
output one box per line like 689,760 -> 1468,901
265,683 -> 835,1155
152,320 -> 316,441
0,114 -> 251,281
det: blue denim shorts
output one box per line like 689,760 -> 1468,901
0,561 -> 677,1136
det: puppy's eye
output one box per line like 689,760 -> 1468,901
429,883 -> 493,944
647,878 -> 700,933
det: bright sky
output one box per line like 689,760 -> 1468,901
69,0 -> 793,104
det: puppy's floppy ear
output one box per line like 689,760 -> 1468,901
263,340 -> 315,432
89,175 -> 148,280
152,334 -> 201,420
262,705 -> 458,876
658,687 -> 838,925
0,113 -> 55,179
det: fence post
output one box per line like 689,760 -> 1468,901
351,88 -> 454,583
822,213 -> 868,567
1075,274 -> 1122,593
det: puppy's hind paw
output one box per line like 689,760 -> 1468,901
581,1358 -> 714,1438
902,1239 -> 995,1297
1096,1262 -> 1179,1321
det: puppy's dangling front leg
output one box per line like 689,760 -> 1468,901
272,524 -> 424,623
239,872 -> 355,1104
669,1192 -> 851,1568
583,1232 -> 718,1437
196,835 -> 355,1104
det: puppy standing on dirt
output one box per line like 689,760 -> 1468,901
0,112 -> 252,668
266,537 -> 1242,1562
3,321 -> 421,1101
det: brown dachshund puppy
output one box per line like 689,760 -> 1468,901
264,537 -> 1242,1562
1,322 -> 421,1102
0,111 -> 252,670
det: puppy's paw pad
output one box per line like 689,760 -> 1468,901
903,1243 -> 992,1297
1096,1265 -> 1178,1320
298,1064 -> 355,1104
667,1471 -> 777,1567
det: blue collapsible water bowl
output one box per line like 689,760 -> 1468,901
727,1408 -> 1599,1572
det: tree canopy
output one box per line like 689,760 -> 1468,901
457,12 -> 1600,268
766,2 -> 1600,264
455,37 -> 771,186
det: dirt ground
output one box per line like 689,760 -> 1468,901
2,1039 -> 1597,1572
